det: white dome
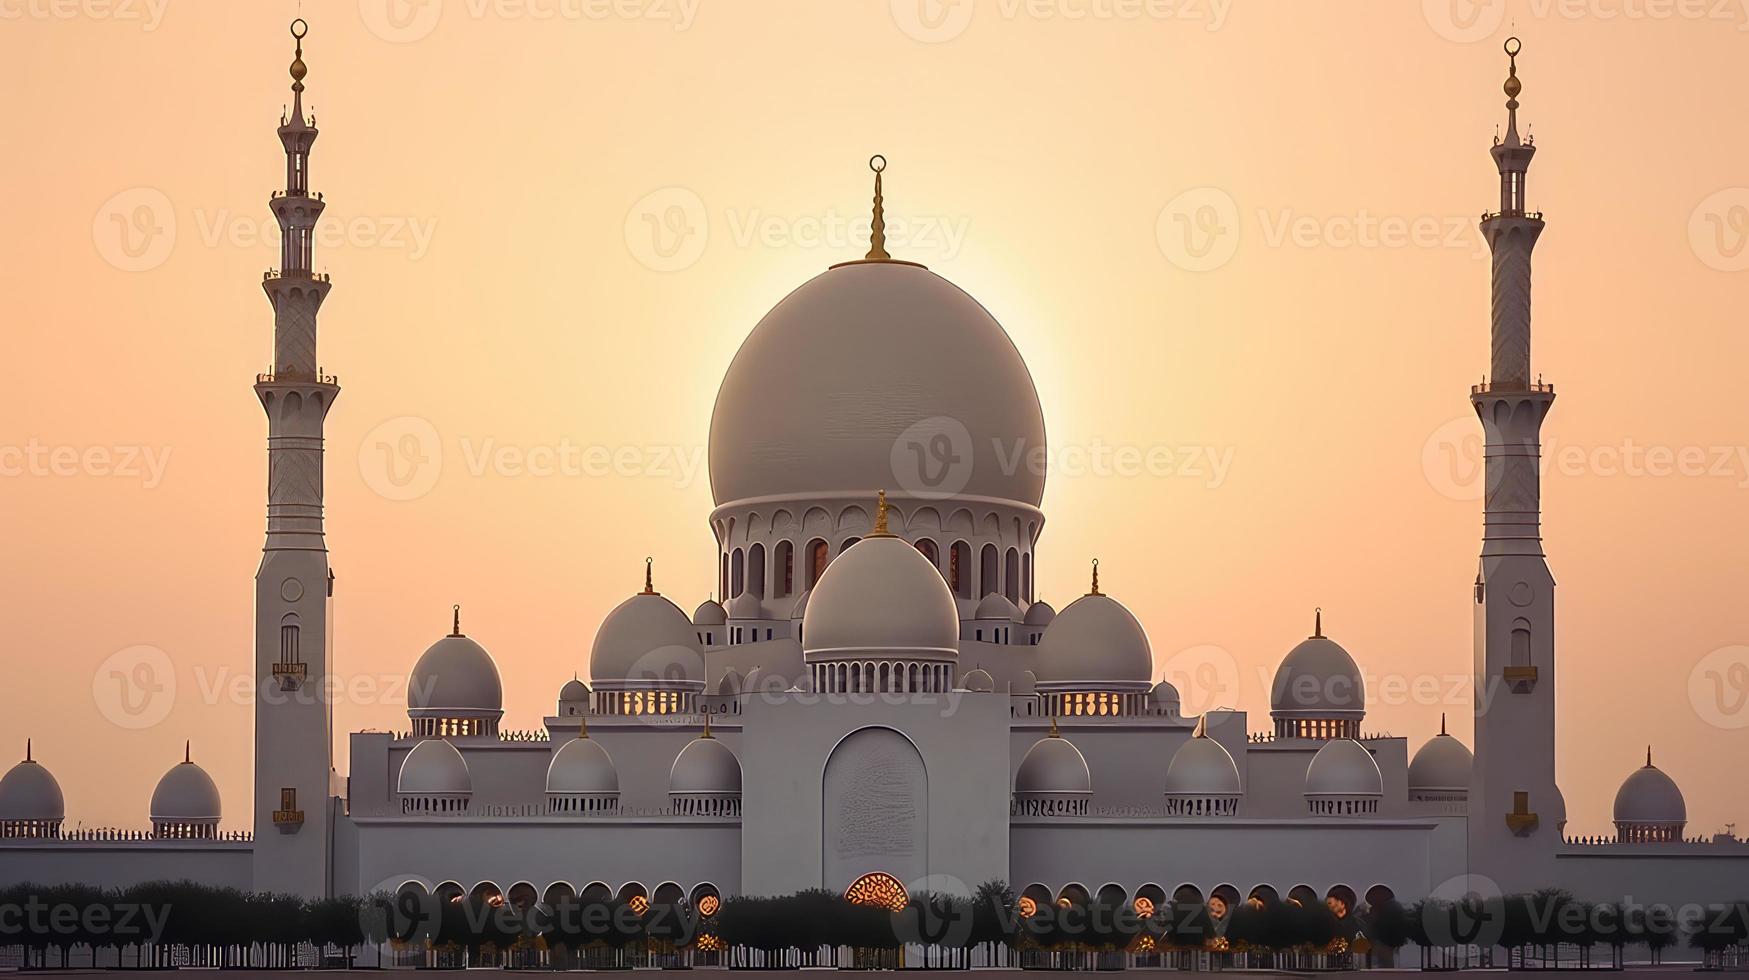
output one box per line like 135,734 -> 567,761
398,738 -> 472,796
559,677 -> 590,702
1023,600 -> 1057,627
1271,632 -> 1366,718
0,755 -> 64,823
1151,680 -> 1182,708
1013,670 -> 1038,695
1164,735 -> 1241,797
714,669 -> 744,696
975,592 -> 1020,621
790,589 -> 811,620
693,599 -> 727,626
1035,593 -> 1152,685
708,261 -> 1045,508
1408,729 -> 1473,794
961,667 -> 995,692
407,632 -> 504,713
546,735 -> 619,795
1613,757 -> 1686,826
589,592 -> 706,686
670,736 -> 742,795
802,533 -> 959,662
1015,732 -> 1092,795
726,591 -> 764,620
1305,739 -> 1383,799
150,758 -> 222,822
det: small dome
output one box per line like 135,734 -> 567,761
1164,734 -> 1241,797
407,632 -> 504,713
727,591 -> 764,620
151,757 -> 222,822
1013,669 -> 1038,695
1151,680 -> 1182,709
1035,592 -> 1151,684
803,533 -> 958,663
1023,599 -> 1056,626
0,753 -> 65,824
962,667 -> 995,692
590,591 -> 706,685
1271,629 -> 1365,719
1015,731 -> 1092,795
1305,739 -> 1383,799
559,677 -> 590,702
714,669 -> 744,696
1408,726 -> 1473,795
398,738 -> 472,796
670,736 -> 742,795
546,735 -> 619,795
975,592 -> 1020,621
693,599 -> 727,626
790,589 -> 811,620
1613,755 -> 1687,827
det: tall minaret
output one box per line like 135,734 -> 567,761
1468,37 -> 1562,892
251,17 -> 337,898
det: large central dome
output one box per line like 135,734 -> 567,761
709,260 -> 1046,508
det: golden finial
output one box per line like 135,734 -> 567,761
289,19 -> 309,92
24,739 -> 31,763
1646,745 -> 1653,768
1440,712 -> 1448,736
1087,558 -> 1101,596
866,155 -> 890,260
871,490 -> 892,536
183,740 -> 191,764
1048,717 -> 1061,738
451,604 -> 462,636
642,557 -> 658,595
1503,36 -> 1522,102
701,710 -> 714,740
1312,607 -> 1323,639
578,714 -> 589,739
1193,715 -> 1208,739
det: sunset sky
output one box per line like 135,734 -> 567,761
3,0 -> 1748,837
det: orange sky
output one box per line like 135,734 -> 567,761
2,0 -> 1747,838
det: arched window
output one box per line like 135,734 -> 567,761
774,540 -> 794,597
279,616 -> 300,664
980,544 -> 999,598
720,552 -> 729,600
1511,619 -> 1532,666
1004,547 -> 1020,603
807,539 -> 830,588
747,543 -> 766,598
916,537 -> 939,570
731,548 -> 745,597
1022,553 -> 1032,602
949,541 -> 971,597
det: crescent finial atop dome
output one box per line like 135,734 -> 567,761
1087,558 -> 1101,596
866,155 -> 890,260
642,557 -> 658,595
871,489 -> 892,536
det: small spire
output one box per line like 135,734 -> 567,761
1440,712 -> 1448,736
1312,607 -> 1323,638
451,604 -> 463,636
1048,717 -> 1061,738
1193,715 -> 1208,739
871,490 -> 892,536
1501,36 -> 1524,147
1646,745 -> 1654,768
578,714 -> 589,739
866,155 -> 890,260
184,740 -> 191,764
287,18 -> 311,125
24,739 -> 32,763
701,711 -> 714,740
642,557 -> 658,595
1088,558 -> 1101,596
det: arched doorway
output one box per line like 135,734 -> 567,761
822,727 -> 927,892
844,872 -> 910,912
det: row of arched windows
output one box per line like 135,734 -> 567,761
812,661 -> 954,695
412,717 -> 498,738
1014,883 -> 1392,923
721,536 -> 1032,604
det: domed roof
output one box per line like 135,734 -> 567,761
407,622 -> 504,714
1015,729 -> 1091,796
714,669 -> 744,697
962,667 -> 995,692
589,588 -> 705,686
1014,670 -> 1038,695
1164,733 -> 1241,797
726,591 -> 764,620
1408,720 -> 1473,793
0,747 -> 64,823
559,677 -> 590,702
790,589 -> 811,620
150,750 -> 222,821
1613,751 -> 1687,826
1035,587 -> 1152,685
803,528 -> 958,662
1305,739 -> 1383,798
1151,680 -> 1181,708
1023,600 -> 1056,627
1271,617 -> 1365,718
693,599 -> 727,626
398,738 -> 472,795
546,734 -> 619,795
709,260 -> 1045,508
975,592 -> 1020,621
670,735 -> 742,795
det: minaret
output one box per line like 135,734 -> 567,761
1468,37 -> 1561,892
251,17 -> 337,898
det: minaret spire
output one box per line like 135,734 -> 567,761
866,155 -> 890,260
642,557 -> 657,595
1087,558 -> 1101,596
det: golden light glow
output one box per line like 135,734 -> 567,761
844,872 -> 908,912
1017,896 -> 1038,918
695,933 -> 726,952
628,894 -> 650,916
1133,896 -> 1156,918
1326,896 -> 1349,918
697,894 -> 720,917
1208,896 -> 1228,920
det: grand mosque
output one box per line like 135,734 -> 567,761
1,22 -> 1745,935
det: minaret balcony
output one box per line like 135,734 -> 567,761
257,369 -> 340,386
1471,380 -> 1555,395
1481,209 -> 1544,222
271,808 -> 305,833
263,269 -> 332,284
1502,665 -> 1539,693
271,661 -> 308,691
